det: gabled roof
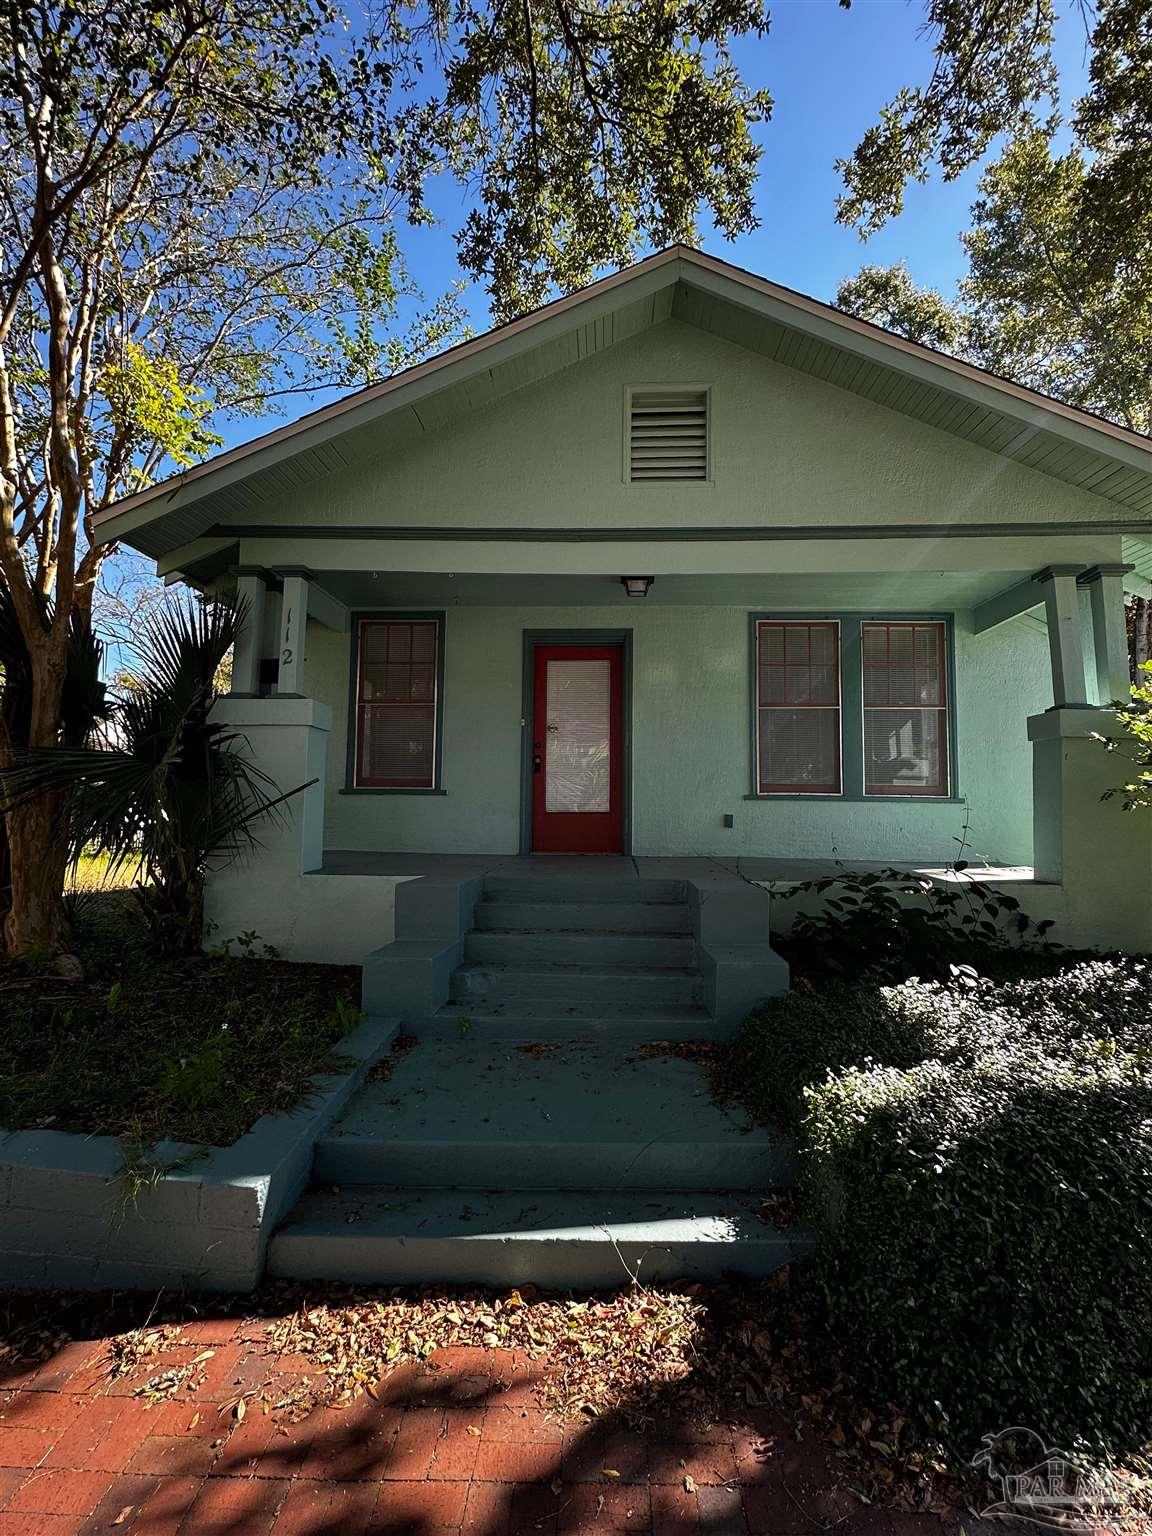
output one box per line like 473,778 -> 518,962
94,245 -> 1152,559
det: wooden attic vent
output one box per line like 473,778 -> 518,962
628,388 -> 709,481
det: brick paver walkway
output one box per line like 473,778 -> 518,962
0,1316 -> 953,1536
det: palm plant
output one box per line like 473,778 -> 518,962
2,596 -> 307,955
0,582 -> 109,945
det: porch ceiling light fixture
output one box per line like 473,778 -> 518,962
620,576 -> 654,598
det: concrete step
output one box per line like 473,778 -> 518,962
314,1037 -> 792,1190
481,877 -> 687,905
463,931 -> 696,968
474,900 -> 693,935
422,1000 -> 726,1041
268,1186 -> 814,1288
450,963 -> 703,1006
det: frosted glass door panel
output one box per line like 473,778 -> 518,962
545,660 -> 611,812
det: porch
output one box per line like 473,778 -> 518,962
315,849 -> 1041,884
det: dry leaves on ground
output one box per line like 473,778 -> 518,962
254,1278 -> 967,1513
262,1285 -> 703,1423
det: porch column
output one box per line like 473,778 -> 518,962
202,696 -> 331,949
1078,563 -> 1134,705
276,570 -> 310,696
1034,565 -> 1090,708
230,568 -> 268,696
1028,708 -> 1152,951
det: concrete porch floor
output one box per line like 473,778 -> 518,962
319,851 -> 1042,885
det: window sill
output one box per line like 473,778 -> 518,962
743,793 -> 963,804
340,787 -> 447,796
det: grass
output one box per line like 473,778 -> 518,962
67,851 -> 142,891
0,901 -> 363,1146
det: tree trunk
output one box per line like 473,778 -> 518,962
1,638 -> 71,955
3,793 -> 71,954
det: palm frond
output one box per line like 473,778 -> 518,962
0,593 -> 307,951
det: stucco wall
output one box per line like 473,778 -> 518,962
306,605 -> 1048,866
252,319 -> 1120,536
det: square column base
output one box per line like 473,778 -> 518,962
1028,710 -> 1152,952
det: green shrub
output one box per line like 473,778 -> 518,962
796,960 -> 1152,1453
730,980 -> 930,1129
738,958 -> 1152,1128
782,867 -> 1055,983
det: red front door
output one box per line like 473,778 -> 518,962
531,644 -> 624,854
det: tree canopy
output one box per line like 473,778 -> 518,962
836,130 -> 1152,435
835,0 -> 1150,277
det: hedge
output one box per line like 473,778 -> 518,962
738,958 -> 1152,1453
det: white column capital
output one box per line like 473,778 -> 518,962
1076,563 -> 1136,585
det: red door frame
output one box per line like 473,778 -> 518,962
530,643 -> 624,854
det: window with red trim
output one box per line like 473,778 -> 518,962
861,621 -> 949,797
354,619 -> 440,788
756,620 -> 842,794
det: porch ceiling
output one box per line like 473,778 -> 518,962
303,567 -> 1035,612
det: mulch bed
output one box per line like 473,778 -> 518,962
0,954 -> 361,1147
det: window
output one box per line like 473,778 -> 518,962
353,617 -> 441,789
861,621 -> 949,796
756,620 -> 842,794
754,617 -> 951,798
628,388 -> 709,481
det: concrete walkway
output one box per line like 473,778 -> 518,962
269,1039 -> 804,1288
318,1038 -> 789,1188
0,1316 -> 956,1536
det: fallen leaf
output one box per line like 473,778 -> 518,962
468,1425 -> 482,1437
234,1398 -> 246,1422
684,1474 -> 698,1493
111,1507 -> 135,1526
602,1468 -> 621,1480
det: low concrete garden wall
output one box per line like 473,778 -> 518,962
0,1016 -> 395,1293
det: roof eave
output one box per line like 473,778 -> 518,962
93,243 -> 1152,549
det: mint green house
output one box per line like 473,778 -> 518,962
96,247 -> 1152,1011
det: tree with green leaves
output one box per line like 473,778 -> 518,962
834,0 -> 1149,277
0,0 -> 771,956
833,0 -> 1152,430
837,130 -> 1152,434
